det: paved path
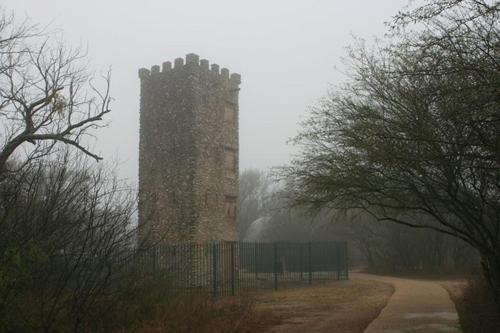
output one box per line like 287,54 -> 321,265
353,273 -> 462,333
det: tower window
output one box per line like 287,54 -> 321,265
224,106 -> 236,126
224,148 -> 236,178
224,195 -> 237,218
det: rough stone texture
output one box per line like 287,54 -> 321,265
138,53 -> 240,244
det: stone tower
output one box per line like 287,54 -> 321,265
138,53 -> 240,244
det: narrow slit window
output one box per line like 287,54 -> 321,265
224,195 -> 237,219
224,149 -> 236,178
224,106 -> 236,125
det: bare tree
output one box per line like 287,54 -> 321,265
239,169 -> 271,239
283,0 -> 500,306
0,9 -> 134,332
0,8 -> 111,178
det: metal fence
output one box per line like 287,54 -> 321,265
132,241 -> 348,296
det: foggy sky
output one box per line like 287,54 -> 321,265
3,0 -> 410,184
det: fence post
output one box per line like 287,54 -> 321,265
273,243 -> 278,291
231,242 -> 235,296
308,242 -> 312,285
152,245 -> 157,274
344,243 -> 349,280
300,244 -> 303,282
255,243 -> 258,282
336,243 -> 341,280
212,243 -> 218,297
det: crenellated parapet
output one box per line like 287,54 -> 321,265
138,53 -> 241,86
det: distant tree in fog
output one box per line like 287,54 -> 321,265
239,169 -> 271,239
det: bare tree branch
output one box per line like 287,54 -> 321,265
0,9 -> 112,177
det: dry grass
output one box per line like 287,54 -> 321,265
253,279 -> 394,333
85,279 -> 393,333
85,293 -> 277,333
444,278 -> 500,333
131,296 -> 275,333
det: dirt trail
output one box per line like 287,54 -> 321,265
355,273 -> 462,333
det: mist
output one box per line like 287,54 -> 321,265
3,0 -> 410,183
2,1 -> 498,331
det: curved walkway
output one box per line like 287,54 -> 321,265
353,273 -> 462,333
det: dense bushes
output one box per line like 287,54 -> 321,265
447,276 -> 500,332
0,154 -> 137,333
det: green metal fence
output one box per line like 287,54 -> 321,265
133,241 -> 348,296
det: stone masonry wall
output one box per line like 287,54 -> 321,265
138,53 -> 240,244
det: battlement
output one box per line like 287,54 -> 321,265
138,53 -> 241,85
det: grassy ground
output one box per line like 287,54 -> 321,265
104,278 -> 394,333
252,278 -> 394,333
126,296 -> 275,333
443,278 -> 500,333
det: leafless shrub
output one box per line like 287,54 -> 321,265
0,151 -> 138,333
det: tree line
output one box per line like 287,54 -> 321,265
239,169 -> 478,273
